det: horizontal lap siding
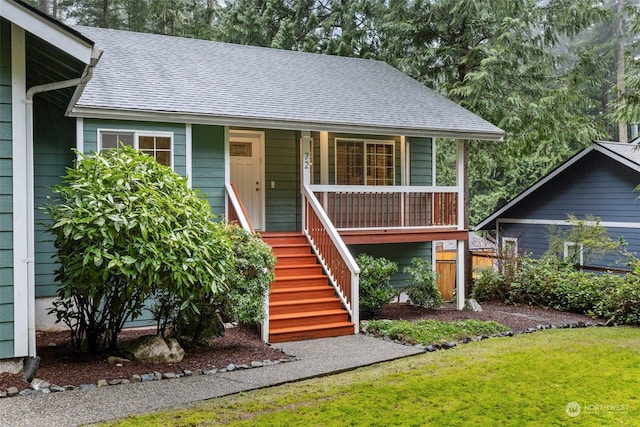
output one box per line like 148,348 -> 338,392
0,18 -> 13,357
500,223 -> 636,270
82,119 -> 187,176
265,129 -> 299,231
498,152 -> 640,270
349,242 -> 433,291
507,154 -> 640,223
191,124 -> 225,217
34,102 -> 75,297
409,137 -> 432,186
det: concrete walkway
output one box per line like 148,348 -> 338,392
0,335 -> 424,427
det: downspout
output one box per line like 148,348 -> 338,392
24,51 -> 101,360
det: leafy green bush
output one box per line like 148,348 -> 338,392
471,267 -> 508,301
226,225 -> 276,324
404,258 -> 443,308
45,146 -> 234,352
357,254 -> 398,319
157,225 -> 276,345
593,264 -> 640,325
508,257 -> 574,308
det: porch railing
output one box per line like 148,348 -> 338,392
309,185 -> 458,230
226,183 -> 255,233
303,185 -> 360,331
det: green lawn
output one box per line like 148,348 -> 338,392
103,327 -> 640,426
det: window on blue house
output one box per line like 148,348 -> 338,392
564,242 -> 584,266
99,130 -> 173,168
335,138 -> 394,185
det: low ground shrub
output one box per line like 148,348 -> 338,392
357,254 -> 398,319
471,267 -> 508,301
364,319 -> 509,345
480,253 -> 640,326
593,264 -> 640,325
404,258 -> 443,308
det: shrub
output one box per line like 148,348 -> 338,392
45,146 -> 234,352
226,225 -> 276,324
404,258 -> 443,308
357,254 -> 398,319
593,263 -> 640,325
157,225 -> 276,345
471,268 -> 508,302
508,257 -> 573,308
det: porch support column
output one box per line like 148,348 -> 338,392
300,131 -> 312,229
300,131 -> 312,187
455,139 -> 467,310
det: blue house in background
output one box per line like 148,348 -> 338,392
476,139 -> 640,270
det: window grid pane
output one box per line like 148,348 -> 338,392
138,135 -> 171,167
366,143 -> 393,185
336,140 -> 364,185
101,132 -> 134,151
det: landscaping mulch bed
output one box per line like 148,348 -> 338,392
377,301 -> 597,333
0,301 -> 598,393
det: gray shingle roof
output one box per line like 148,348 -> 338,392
71,26 -> 503,140
595,139 -> 640,165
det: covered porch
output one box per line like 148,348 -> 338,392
226,128 -> 470,342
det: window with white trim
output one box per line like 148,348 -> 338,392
564,242 -> 584,266
335,138 -> 394,185
501,237 -> 518,258
99,130 -> 173,168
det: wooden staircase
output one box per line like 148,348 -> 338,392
261,232 -> 355,343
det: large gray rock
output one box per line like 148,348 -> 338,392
124,335 -> 185,363
464,298 -> 483,312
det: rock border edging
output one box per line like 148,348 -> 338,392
0,356 -> 295,398
360,320 -> 606,353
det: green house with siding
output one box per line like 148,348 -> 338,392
1,0 -> 503,368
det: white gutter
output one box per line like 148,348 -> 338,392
23,50 -> 101,358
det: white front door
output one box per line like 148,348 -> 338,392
229,131 -> 265,231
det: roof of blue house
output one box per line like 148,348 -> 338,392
70,26 -> 504,140
475,139 -> 640,231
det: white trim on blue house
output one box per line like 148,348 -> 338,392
223,126 -> 230,219
11,23 -> 28,358
185,124 -> 192,188
76,117 -> 84,156
69,107 -> 504,142
497,218 -> 640,229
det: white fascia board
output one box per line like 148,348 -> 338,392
497,218 -> 640,229
68,107 -> 505,141
474,146 -> 597,231
1,0 -> 93,64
